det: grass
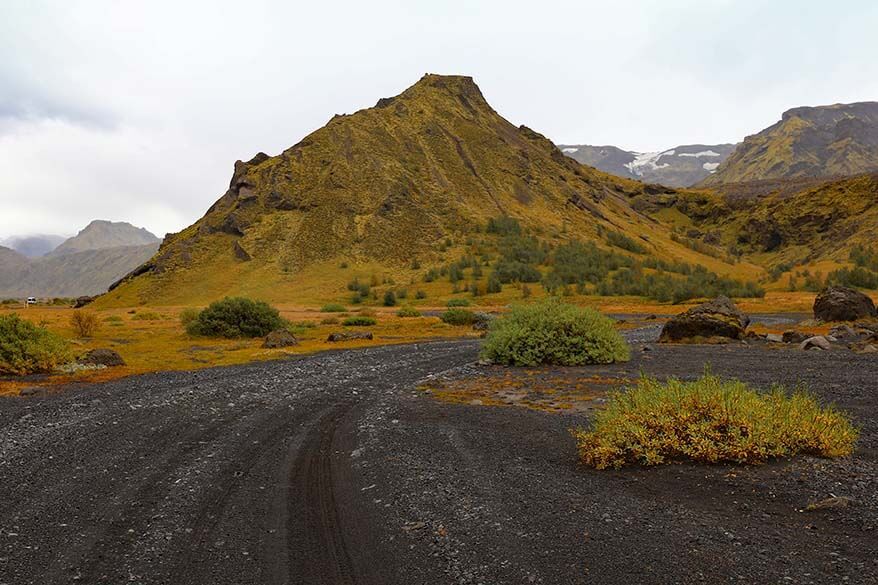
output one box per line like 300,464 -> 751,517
342,316 -> 377,326
321,303 -> 347,312
572,373 -> 858,469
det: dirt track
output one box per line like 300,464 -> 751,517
1,330 -> 876,584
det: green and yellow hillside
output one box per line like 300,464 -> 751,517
102,74 -> 757,307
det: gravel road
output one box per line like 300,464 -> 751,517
1,329 -> 876,584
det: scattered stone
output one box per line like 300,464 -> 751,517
402,521 -> 426,532
642,345 -> 653,352
830,324 -> 859,341
658,296 -> 750,343
327,331 -> 374,342
813,286 -> 877,322
745,331 -> 765,341
645,314 -> 658,320
765,333 -> 784,343
805,496 -> 855,511
799,336 -> 831,351
19,387 -> 43,397
860,344 -> 878,354
262,329 -> 298,349
476,358 -> 493,366
472,312 -> 495,331
73,296 -> 94,308
782,330 -> 809,344
78,348 -> 126,367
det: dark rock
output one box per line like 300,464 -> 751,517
658,296 -> 750,343
262,329 -> 298,349
782,330 -> 809,344
327,331 -> 374,342
233,240 -> 251,262
800,336 -> 831,351
74,296 -> 94,308
19,387 -> 43,397
813,286 -> 877,322
78,348 -> 126,367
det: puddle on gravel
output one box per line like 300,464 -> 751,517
419,368 -> 632,413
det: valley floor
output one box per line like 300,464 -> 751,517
1,326 -> 876,584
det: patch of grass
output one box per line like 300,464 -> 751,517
70,311 -> 101,337
343,316 -> 377,326
103,315 -> 124,323
440,308 -> 476,326
179,308 -> 199,327
131,311 -> 162,321
321,303 -> 347,312
186,297 -> 285,338
0,314 -> 71,375
446,298 -> 471,307
396,306 -> 421,317
572,373 -> 859,469
481,299 -> 629,366
321,317 -> 339,325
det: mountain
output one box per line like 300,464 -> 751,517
0,234 -> 66,257
558,143 -> 736,187
50,220 -> 159,256
0,221 -> 162,298
700,102 -> 878,185
102,74 -> 746,306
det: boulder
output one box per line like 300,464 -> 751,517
74,296 -> 94,308
813,286 -> 877,322
262,329 -> 298,349
658,296 -> 750,343
78,348 -> 126,367
860,344 -> 878,354
829,324 -> 859,341
472,312 -> 495,331
765,333 -> 784,343
327,331 -> 373,342
782,330 -> 809,344
799,336 -> 831,351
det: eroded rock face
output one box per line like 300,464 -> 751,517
78,348 -> 126,367
813,286 -> 877,322
659,296 -> 750,343
262,329 -> 298,349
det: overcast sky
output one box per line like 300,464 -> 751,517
2,0 -> 877,239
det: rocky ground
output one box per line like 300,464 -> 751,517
0,322 -> 876,584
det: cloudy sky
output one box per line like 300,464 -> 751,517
2,0 -> 877,239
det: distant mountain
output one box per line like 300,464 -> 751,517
700,102 -> 878,185
0,234 -> 66,257
558,144 -> 737,187
0,220 -> 162,298
50,220 -> 159,256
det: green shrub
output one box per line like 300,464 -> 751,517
396,306 -> 421,318
179,308 -> 199,327
486,273 -> 502,293
70,311 -> 101,337
0,314 -> 71,375
572,374 -> 859,469
415,290 -> 427,299
383,290 -> 397,307
186,297 -> 285,338
440,309 -> 476,326
343,316 -> 377,326
321,303 -> 347,312
446,298 -> 471,307
321,317 -> 339,325
132,311 -> 161,321
480,299 -> 629,366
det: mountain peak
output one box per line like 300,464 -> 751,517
51,220 -> 160,256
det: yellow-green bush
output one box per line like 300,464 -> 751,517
70,311 -> 101,337
480,299 -> 629,366
0,314 -> 71,375
573,374 -> 858,469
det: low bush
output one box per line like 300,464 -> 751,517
446,298 -> 471,307
321,303 -> 347,312
440,308 -> 476,326
186,297 -> 285,338
103,315 -> 124,323
480,299 -> 629,366
343,316 -> 377,326
383,290 -> 397,307
132,311 -> 161,321
0,314 -> 71,375
415,290 -> 427,299
396,306 -> 421,318
70,311 -> 101,337
573,374 -> 859,469
179,308 -> 199,327
321,317 -> 339,325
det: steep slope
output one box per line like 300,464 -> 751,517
0,234 -> 66,257
50,220 -> 159,256
701,102 -> 878,185
0,243 -> 160,298
103,74 -> 751,306
559,144 -> 736,187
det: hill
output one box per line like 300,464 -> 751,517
50,220 -> 160,256
701,102 -> 878,185
102,74 -> 758,307
0,234 -> 66,257
559,144 -> 736,187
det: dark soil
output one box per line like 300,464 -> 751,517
0,324 -> 876,584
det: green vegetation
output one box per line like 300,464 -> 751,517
605,231 -> 647,254
70,311 -> 101,337
179,308 -> 199,327
480,299 -> 629,366
103,315 -> 124,323
573,374 -> 859,469
440,309 -> 476,326
321,303 -> 347,312
0,314 -> 71,375
382,290 -> 397,307
596,265 -> 764,303
396,306 -> 421,317
131,311 -> 161,321
342,316 -> 376,326
446,298 -> 471,307
186,297 -> 285,338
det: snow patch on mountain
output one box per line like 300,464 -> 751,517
561,147 -> 578,153
624,150 -> 674,176
703,162 -> 720,172
679,150 -> 721,158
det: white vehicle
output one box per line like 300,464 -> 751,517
26,297 -> 37,305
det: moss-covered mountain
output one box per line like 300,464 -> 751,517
103,74 -> 755,306
701,102 -> 878,186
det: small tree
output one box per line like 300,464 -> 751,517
383,290 -> 397,306
70,311 -> 101,337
